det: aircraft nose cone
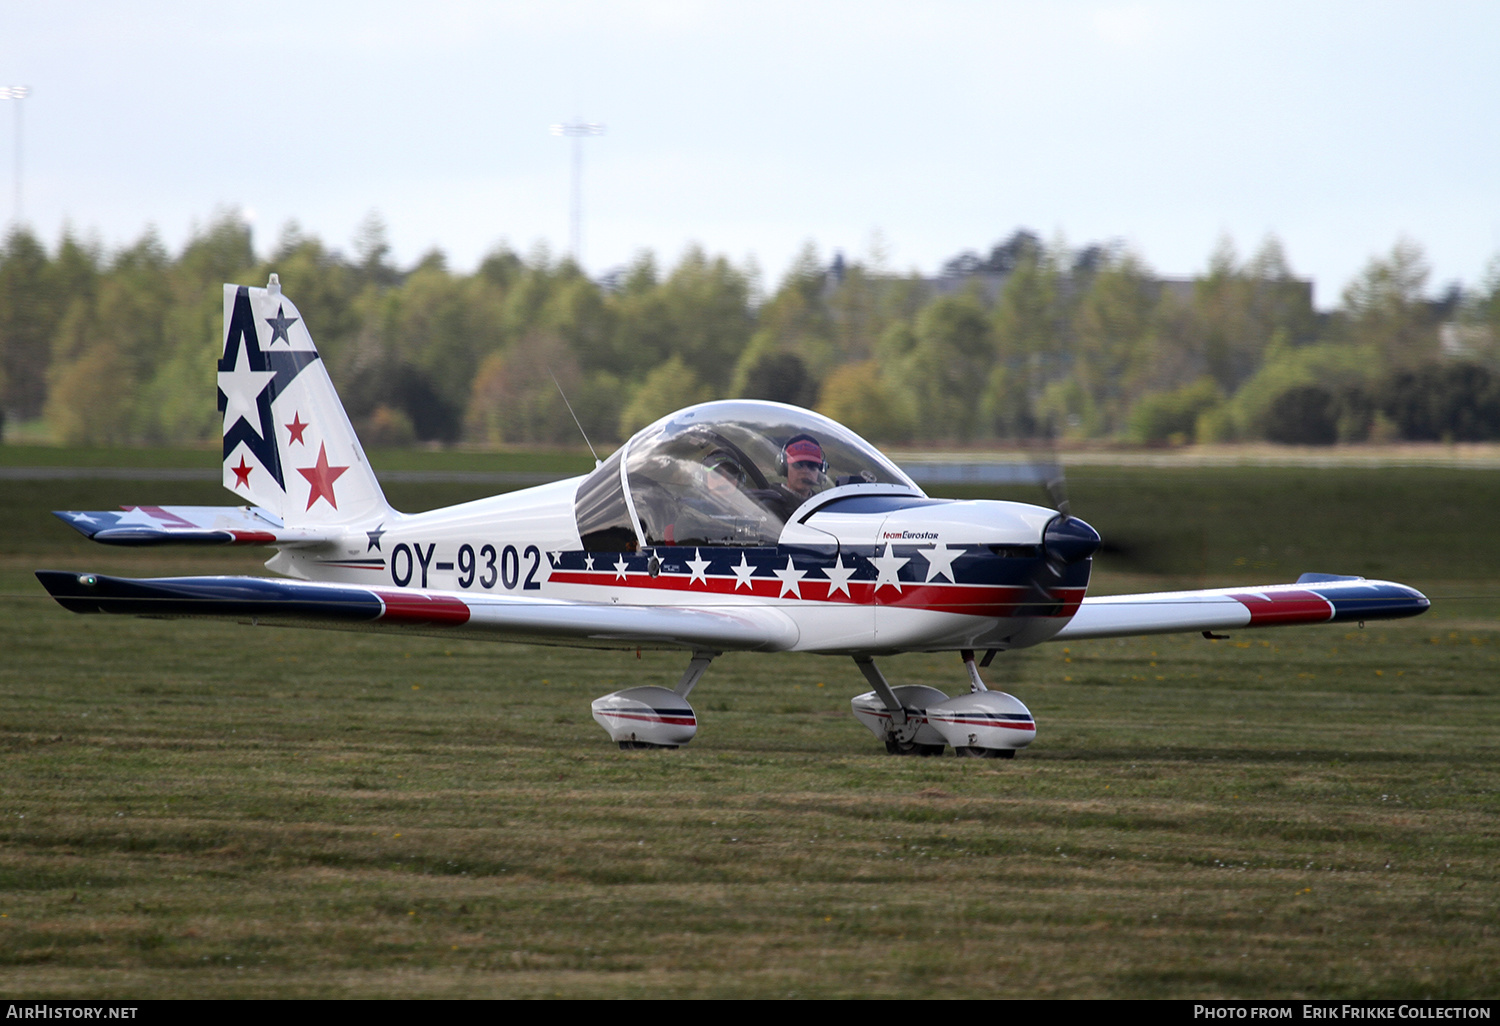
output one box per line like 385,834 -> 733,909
1044,515 -> 1101,565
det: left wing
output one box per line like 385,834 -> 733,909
34,571 -> 801,652
52,506 -> 333,547
1051,574 -> 1429,642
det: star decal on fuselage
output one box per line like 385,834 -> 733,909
870,543 -> 910,593
773,556 -> 806,598
613,557 -> 631,581
920,542 -> 961,583
686,548 -> 712,585
297,442 -> 349,510
731,553 -> 759,590
819,553 -> 857,598
366,523 -> 386,552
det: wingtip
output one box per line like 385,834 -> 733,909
34,570 -> 106,612
51,511 -> 98,538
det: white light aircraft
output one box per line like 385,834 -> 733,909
38,277 -> 1431,757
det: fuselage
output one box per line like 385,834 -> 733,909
266,479 -> 1093,655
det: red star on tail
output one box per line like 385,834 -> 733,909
297,442 -> 349,510
285,412 -> 309,445
230,455 -> 253,489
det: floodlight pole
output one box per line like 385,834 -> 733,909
550,118 -> 605,267
0,86 -> 27,229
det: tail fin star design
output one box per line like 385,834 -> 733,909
218,275 -> 389,526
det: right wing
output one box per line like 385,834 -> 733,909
34,571 -> 801,653
1051,574 -> 1429,642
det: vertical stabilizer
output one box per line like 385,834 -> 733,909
219,276 -> 389,526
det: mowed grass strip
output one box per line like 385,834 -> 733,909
0,465 -> 1496,997
1,603 -> 1494,998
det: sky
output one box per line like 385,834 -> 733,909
2,0 -> 1497,308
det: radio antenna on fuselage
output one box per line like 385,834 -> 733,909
549,368 -> 601,467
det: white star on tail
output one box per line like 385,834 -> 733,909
686,548 -> 712,586
217,339 -> 276,436
820,554 -> 856,598
773,556 -> 807,598
731,553 -> 759,591
921,542 -> 961,583
869,543 -> 910,594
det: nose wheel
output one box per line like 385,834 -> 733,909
885,739 -> 946,757
849,653 -> 1036,758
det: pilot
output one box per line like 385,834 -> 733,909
663,449 -> 759,546
702,449 -> 748,506
754,433 -> 827,522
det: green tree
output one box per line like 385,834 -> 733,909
750,244 -> 837,380
1339,239 -> 1436,369
1457,255 -> 1500,367
1227,341 -> 1378,442
1262,384 -> 1340,445
1126,377 -> 1226,445
43,339 -> 135,445
177,212 -> 255,288
608,252 -> 670,379
735,350 -> 816,407
656,247 -> 753,391
0,228 -> 57,421
543,274 -> 616,376
985,247 -> 1064,437
617,356 -> 712,438
1070,253 -> 1159,436
900,291 -> 995,441
352,210 -> 400,290
815,359 -> 916,442
1379,362 -> 1500,441
269,225 -> 362,369
466,332 -> 585,445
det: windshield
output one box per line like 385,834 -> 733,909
620,401 -> 918,547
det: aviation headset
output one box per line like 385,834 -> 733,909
777,433 -> 828,476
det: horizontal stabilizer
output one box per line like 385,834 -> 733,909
52,506 -> 337,547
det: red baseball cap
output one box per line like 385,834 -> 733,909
784,438 -> 824,467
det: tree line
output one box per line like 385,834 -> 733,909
2,215 -> 1498,449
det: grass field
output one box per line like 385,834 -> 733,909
1,460 -> 1496,998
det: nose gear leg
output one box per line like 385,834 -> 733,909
849,656 -> 947,756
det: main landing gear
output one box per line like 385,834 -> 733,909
588,648 -> 1035,757
591,650 -> 717,750
849,650 -> 1036,759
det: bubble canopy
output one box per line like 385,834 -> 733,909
574,401 -> 921,550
